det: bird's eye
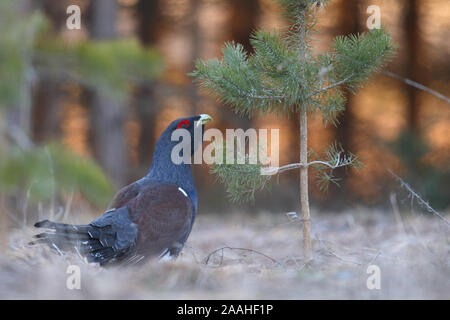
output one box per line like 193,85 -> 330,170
176,120 -> 191,129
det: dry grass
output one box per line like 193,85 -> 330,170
1,208 -> 449,299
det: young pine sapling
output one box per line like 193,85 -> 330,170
191,0 -> 394,260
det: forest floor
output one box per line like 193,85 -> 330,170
1,207 -> 449,299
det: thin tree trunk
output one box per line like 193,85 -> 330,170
298,9 -> 312,260
300,106 -> 312,260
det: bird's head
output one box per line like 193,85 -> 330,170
155,114 -> 213,160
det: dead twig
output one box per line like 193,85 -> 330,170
317,238 -> 363,266
389,170 -> 450,227
382,71 -> 450,105
204,246 -> 281,266
390,192 -> 406,234
366,250 -> 382,267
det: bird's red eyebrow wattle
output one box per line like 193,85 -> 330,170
176,120 -> 191,129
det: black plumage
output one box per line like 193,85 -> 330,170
31,114 -> 212,266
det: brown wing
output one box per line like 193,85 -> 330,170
109,182 -> 142,209
125,183 -> 195,258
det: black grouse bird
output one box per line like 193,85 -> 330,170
31,114 -> 213,266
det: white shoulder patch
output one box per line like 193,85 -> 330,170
178,187 -> 188,197
159,253 -> 172,262
158,249 -> 172,262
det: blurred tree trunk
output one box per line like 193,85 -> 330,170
37,0 -> 66,29
226,0 -> 261,130
32,79 -> 62,143
187,0 -> 201,116
329,0 -> 362,207
335,0 -> 361,155
88,0 -> 128,188
404,0 -> 421,132
32,0 -> 66,143
228,0 -> 260,53
135,0 -> 161,170
6,0 -> 37,138
137,0 -> 161,46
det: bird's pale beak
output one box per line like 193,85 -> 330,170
199,114 -> 213,125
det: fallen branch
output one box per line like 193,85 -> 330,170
204,246 -> 281,266
389,170 -> 450,227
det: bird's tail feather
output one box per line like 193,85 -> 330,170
30,219 -> 115,264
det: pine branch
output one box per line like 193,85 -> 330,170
195,68 -> 286,100
307,75 -> 353,98
210,143 -> 272,203
261,150 -> 358,175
